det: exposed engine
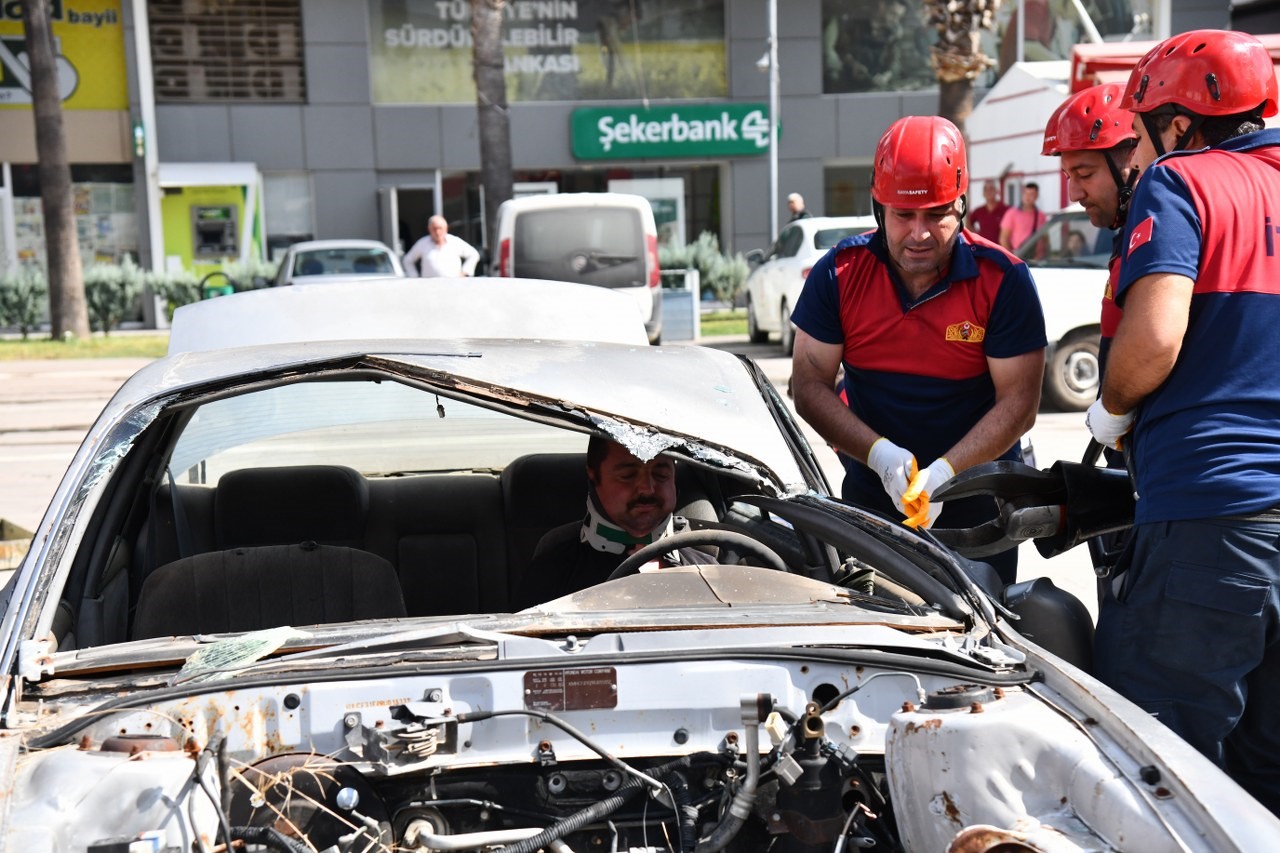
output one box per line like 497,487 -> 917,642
211,695 -> 894,853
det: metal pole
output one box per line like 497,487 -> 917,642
131,0 -> 164,273
768,0 -> 779,239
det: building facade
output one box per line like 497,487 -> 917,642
0,0 -> 1230,289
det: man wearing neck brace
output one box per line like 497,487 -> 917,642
514,436 -> 713,609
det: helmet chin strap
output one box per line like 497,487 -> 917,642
1140,111 -> 1205,160
1105,155 -> 1138,230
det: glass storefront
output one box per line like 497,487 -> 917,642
824,165 -> 874,217
369,0 -> 727,104
7,164 -> 137,271
820,0 -> 1159,94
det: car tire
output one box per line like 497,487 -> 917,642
747,296 -> 769,344
779,299 -> 795,356
1043,332 -> 1101,412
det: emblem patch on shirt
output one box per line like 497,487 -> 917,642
945,321 -> 986,343
1127,215 -> 1154,257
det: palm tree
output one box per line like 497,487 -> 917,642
22,0 -> 89,339
927,0 -> 1001,135
471,0 -> 514,258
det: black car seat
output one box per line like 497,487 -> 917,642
132,543 -> 405,639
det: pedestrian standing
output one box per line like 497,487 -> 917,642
998,182 -> 1047,255
787,192 -> 813,221
790,116 -> 1046,587
1085,29 -> 1280,817
965,180 -> 1009,240
403,215 -> 480,278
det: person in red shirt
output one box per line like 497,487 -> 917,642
1041,82 -> 1136,383
1086,29 -> 1280,816
965,180 -> 1009,240
790,116 -> 1046,586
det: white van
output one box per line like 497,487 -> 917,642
495,192 -> 663,344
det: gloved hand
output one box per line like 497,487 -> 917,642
902,458 -> 955,530
867,438 -> 916,511
1085,399 -> 1135,451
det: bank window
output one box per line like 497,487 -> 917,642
149,0 -> 306,103
822,0 -> 937,94
263,173 -> 314,259
824,166 -> 873,217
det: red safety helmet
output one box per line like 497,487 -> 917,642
1042,83 -> 1137,155
871,116 -> 968,209
1121,29 -> 1278,118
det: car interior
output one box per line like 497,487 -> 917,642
44,372 -> 1094,673
44,370 -> 816,651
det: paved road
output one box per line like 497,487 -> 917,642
0,340 -> 1100,618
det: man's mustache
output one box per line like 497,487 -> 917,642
628,497 -> 661,510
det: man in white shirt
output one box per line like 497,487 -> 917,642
403,215 -> 480,277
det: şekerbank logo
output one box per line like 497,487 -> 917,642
572,105 -> 772,160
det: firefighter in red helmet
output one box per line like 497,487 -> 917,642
1085,30 -> 1280,818
1042,82 -> 1138,383
790,115 -> 1047,587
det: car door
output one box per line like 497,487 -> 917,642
759,224 -> 805,329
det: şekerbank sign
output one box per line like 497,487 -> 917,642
572,104 -> 771,160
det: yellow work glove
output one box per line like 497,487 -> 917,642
902,457 -> 955,530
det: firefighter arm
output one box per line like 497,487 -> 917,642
942,348 -> 1044,473
1101,272 -> 1192,414
791,329 -> 879,463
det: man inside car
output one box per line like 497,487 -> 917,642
513,435 -> 713,608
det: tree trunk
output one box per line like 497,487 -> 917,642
926,0 -> 999,139
23,0 -> 89,340
938,79 -> 975,136
472,0 -> 513,260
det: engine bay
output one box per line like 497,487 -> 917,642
9,645 -> 1178,853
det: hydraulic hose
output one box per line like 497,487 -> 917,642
695,695 -> 768,853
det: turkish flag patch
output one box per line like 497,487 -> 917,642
1126,216 -> 1154,258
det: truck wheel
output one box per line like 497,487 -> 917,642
1043,333 -> 1100,412
747,296 -> 769,343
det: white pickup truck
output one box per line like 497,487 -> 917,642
1016,205 -> 1112,411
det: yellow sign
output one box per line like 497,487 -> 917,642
0,0 -> 127,110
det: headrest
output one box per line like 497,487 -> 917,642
214,465 -> 369,549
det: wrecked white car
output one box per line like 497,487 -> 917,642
1,281 -> 1276,852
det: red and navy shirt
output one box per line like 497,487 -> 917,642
1117,128 -> 1280,524
791,229 -> 1046,504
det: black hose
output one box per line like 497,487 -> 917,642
502,754 -> 701,853
696,811 -> 747,853
228,825 -> 311,853
193,739 -> 232,849
664,769 -> 699,853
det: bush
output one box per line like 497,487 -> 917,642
222,257 -> 279,290
0,267 -> 49,339
659,232 -> 749,304
84,258 -> 144,335
147,268 -> 202,322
